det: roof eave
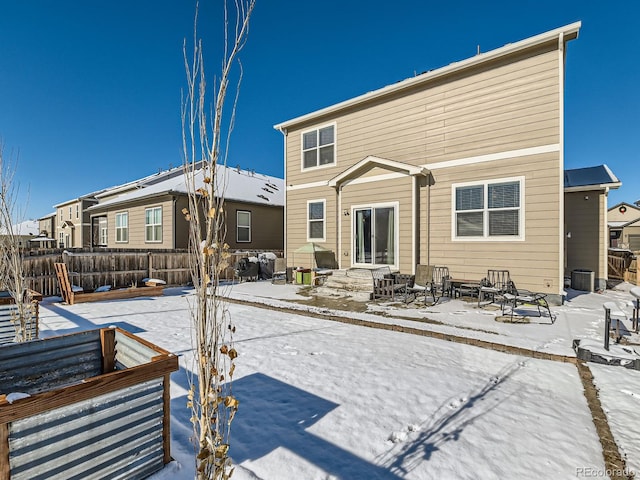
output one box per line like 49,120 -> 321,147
274,22 -> 581,131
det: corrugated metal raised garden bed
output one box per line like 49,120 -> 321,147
0,290 -> 41,346
0,327 -> 178,480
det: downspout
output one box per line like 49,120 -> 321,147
558,32 -> 565,297
427,177 -> 431,266
277,127 -> 288,263
411,176 -> 416,274
337,184 -> 342,269
172,196 -> 176,249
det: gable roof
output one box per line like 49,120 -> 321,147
564,165 -> 621,191
88,164 -> 284,211
0,219 -> 39,236
274,22 -> 580,131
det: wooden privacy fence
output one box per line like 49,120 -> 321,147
21,248 -> 283,297
608,249 -> 638,285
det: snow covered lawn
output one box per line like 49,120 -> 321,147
34,283 -> 640,479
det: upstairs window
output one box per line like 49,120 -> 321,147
454,178 -> 523,240
302,124 -> 335,169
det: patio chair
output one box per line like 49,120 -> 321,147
313,250 -> 337,285
478,269 -> 511,308
407,265 -> 450,305
502,280 -> 554,322
272,257 -> 287,284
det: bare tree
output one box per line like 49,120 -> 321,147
0,142 -> 35,342
181,1 -> 255,478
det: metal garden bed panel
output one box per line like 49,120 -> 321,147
0,327 -> 179,480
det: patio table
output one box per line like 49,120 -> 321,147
448,279 -> 481,298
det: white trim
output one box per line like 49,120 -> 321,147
306,199 -> 326,242
236,210 -> 252,243
144,206 -> 163,243
425,144 -> 560,171
451,176 -> 526,242
115,211 -> 129,244
287,144 -> 561,192
300,122 -> 337,172
351,201 -> 400,271
274,23 -> 580,130
328,155 -> 428,187
287,180 -> 328,191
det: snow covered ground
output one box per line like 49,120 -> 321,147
35,281 -> 640,479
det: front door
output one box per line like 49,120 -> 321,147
353,204 -> 397,267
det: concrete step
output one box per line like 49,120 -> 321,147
315,268 -> 374,299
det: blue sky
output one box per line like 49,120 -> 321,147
1,1 -> 638,220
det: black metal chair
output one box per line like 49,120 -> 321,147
478,269 -> 511,308
502,280 -> 554,322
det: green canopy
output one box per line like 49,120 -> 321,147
294,242 -> 330,254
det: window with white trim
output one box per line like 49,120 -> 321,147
302,124 -> 335,169
237,210 -> 251,243
307,200 -> 325,241
145,206 -> 162,242
76,204 -> 80,219
115,212 -> 128,243
454,178 -> 523,239
98,218 -> 108,245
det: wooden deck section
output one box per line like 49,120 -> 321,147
54,263 -> 164,305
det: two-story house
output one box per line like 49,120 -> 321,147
274,22 -> 613,302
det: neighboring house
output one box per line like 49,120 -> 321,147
0,219 -> 39,249
86,164 -> 284,251
274,22 -> 599,302
54,194 -> 101,248
37,212 -> 56,240
564,165 -> 621,290
608,202 -> 640,250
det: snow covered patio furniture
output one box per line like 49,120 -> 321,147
372,266 -> 410,301
54,262 -> 164,305
478,269 -> 511,308
0,327 -> 178,480
502,280 -> 554,323
407,265 -> 450,305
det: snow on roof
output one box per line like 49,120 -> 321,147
608,221 -> 629,228
89,164 -> 284,210
0,219 -> 39,236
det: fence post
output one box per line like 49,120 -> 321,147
603,305 -> 611,351
148,252 -> 153,279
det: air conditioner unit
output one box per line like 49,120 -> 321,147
571,269 -> 594,292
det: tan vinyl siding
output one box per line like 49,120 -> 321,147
106,197 -> 175,249
285,187 -> 336,268
609,204 -> 640,223
286,46 -> 559,188
341,176 -> 414,273
427,151 -> 560,294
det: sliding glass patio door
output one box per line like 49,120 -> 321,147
353,204 -> 396,266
